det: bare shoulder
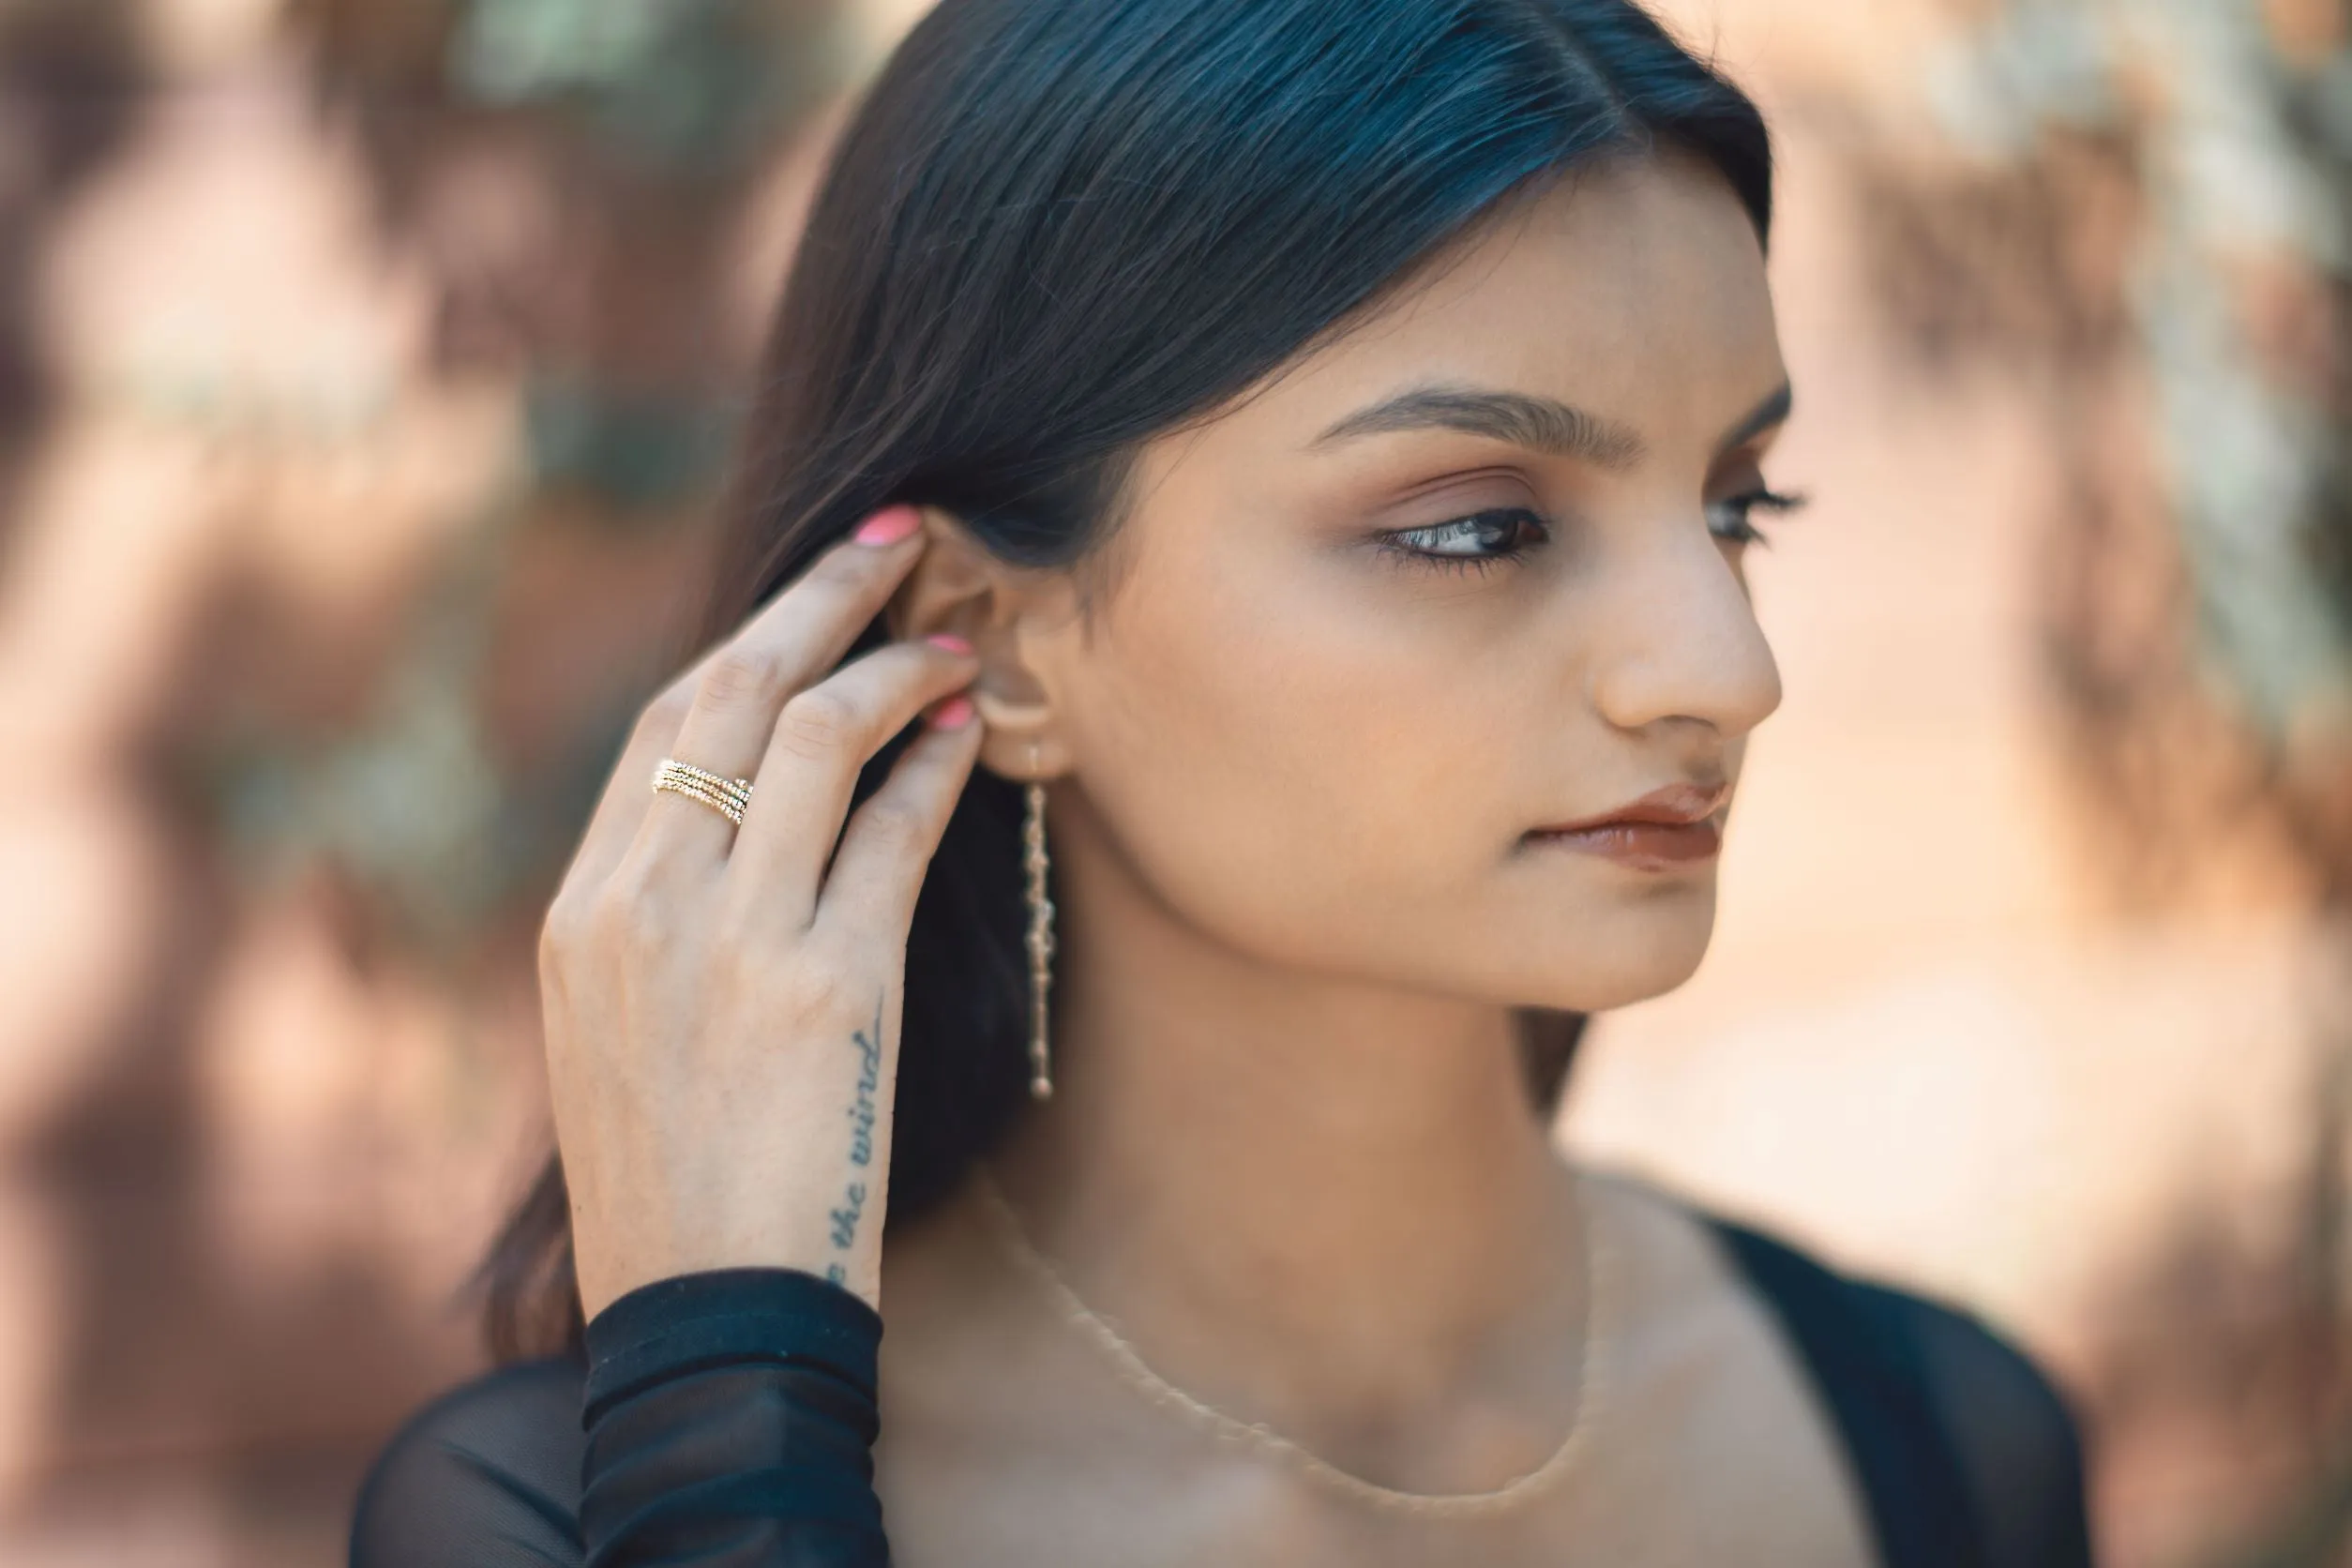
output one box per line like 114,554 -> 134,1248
1564,1159 -> 1829,1417
1563,1158 -> 1883,1567
1571,1160 -> 1746,1301
1569,1158 -> 1811,1363
1575,1160 -> 2095,1568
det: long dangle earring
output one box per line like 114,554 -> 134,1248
1021,741 -> 1056,1100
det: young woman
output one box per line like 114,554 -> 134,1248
349,1 -> 2094,1563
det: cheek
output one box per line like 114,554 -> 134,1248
1055,535 -> 1538,973
1047,515 -> 1729,1009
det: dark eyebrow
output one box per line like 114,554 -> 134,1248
1306,384 -> 1648,471
1717,382 -> 1794,456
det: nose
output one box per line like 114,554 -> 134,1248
1587,521 -> 1783,743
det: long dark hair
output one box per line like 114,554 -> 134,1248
474,0 -> 1774,1363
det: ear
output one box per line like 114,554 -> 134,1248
883,506 -> 1074,781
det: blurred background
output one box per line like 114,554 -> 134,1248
0,0 -> 2347,1562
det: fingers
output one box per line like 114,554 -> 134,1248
813,699 -> 986,942
637,509 -> 931,870
554,679 -> 700,902
728,635 -> 981,921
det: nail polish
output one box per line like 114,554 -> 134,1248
853,505 -> 923,546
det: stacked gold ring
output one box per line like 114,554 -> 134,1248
652,758 -> 755,826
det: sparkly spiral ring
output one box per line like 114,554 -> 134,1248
651,758 -> 755,827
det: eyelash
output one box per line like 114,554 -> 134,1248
1379,489 -> 1809,575
1707,487 -> 1808,546
1376,508 -> 1547,576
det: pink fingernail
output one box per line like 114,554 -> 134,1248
929,695 -> 975,730
926,633 -> 974,656
853,505 -> 922,546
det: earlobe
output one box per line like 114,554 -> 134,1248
971,690 -> 1066,782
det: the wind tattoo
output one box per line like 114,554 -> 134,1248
824,993 -> 884,1285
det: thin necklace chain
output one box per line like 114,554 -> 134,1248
969,1162 -> 1611,1519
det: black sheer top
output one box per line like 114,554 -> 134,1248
348,1207 -> 2094,1567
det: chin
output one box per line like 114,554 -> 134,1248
1511,892 -> 1720,1013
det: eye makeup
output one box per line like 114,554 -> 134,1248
1375,506 -> 1551,576
1371,483 -> 1805,578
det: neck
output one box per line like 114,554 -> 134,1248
984,785 -> 1588,1455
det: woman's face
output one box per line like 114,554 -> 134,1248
1019,149 -> 1790,1014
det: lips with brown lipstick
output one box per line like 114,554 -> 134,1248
1525,782 -> 1730,872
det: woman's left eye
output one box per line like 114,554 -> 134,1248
1378,508 -> 1547,574
1707,488 -> 1807,545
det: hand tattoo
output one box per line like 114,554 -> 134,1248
825,994 -> 884,1285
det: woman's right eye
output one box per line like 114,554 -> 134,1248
1377,508 -> 1549,575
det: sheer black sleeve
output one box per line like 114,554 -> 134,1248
349,1268 -> 889,1568
348,1354 -> 589,1567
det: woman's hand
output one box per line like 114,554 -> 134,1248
537,506 -> 983,1321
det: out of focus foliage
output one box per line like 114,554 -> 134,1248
1956,0 -> 2352,735
0,0 -> 866,957
1873,0 -> 2352,906
1887,4 -> 2352,1562
449,0 -> 852,169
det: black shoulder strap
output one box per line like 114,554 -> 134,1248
1703,1215 -> 1986,1568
